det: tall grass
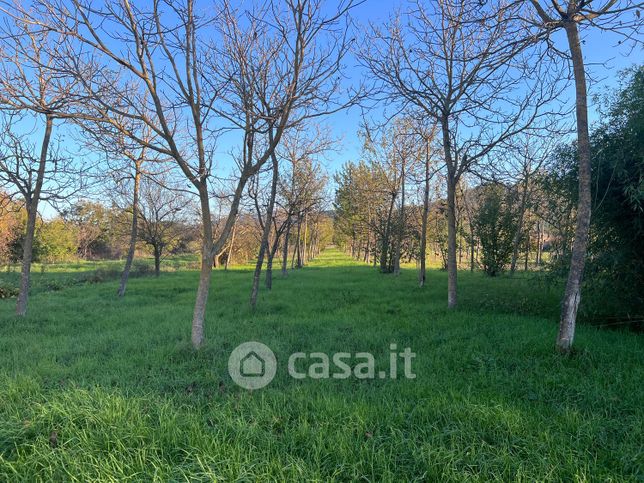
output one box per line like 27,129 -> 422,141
0,249 -> 641,481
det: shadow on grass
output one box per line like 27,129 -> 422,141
0,250 -> 641,479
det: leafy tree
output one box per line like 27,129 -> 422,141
583,67 -> 644,321
473,184 -> 518,277
539,67 -> 643,323
63,201 -> 112,259
0,194 -> 23,263
38,218 -> 77,263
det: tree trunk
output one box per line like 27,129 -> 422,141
470,235 -> 475,271
373,238 -> 378,267
381,193 -> 395,272
557,21 -> 592,354
510,180 -> 529,274
419,140 -> 430,287
296,218 -> 304,269
153,245 -> 161,277
524,231 -> 530,271
118,158 -> 142,297
295,219 -> 302,268
266,233 -> 280,290
16,114 -> 53,317
224,218 -> 236,271
302,212 -> 308,265
191,187 -> 214,349
291,219 -> 300,269
446,175 -> 458,308
281,219 -> 291,276
536,221 -> 542,266
441,118 -> 458,309
250,156 -> 279,309
394,160 -> 405,276
365,233 -> 371,264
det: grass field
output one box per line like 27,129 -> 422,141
0,249 -> 642,481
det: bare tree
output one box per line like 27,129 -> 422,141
0,20 -> 80,315
76,114 -> 159,296
502,133 -> 558,274
9,0 -> 357,348
248,122 -> 330,303
223,214 -> 237,271
275,124 -> 332,279
360,0 -> 564,307
524,0 -> 642,352
138,175 -> 188,277
249,152 -> 279,309
416,123 -> 438,287
116,144 -> 145,296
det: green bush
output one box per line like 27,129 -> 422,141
472,183 -> 518,276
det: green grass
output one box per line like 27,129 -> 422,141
0,249 -> 642,481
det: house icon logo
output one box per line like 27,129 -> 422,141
240,351 -> 265,377
228,341 -> 277,389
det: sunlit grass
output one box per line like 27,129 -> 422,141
0,249 -> 641,481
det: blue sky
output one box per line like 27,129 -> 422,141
5,0 -> 642,217
311,1 -> 643,176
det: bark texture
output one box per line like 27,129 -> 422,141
442,120 -> 458,309
118,159 -> 142,297
16,115 -> 53,316
191,188 -> 214,349
281,220 -> 291,276
250,156 -> 279,309
557,20 -> 592,353
419,141 -> 430,287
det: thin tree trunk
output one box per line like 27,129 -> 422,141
536,221 -> 542,266
419,140 -> 430,287
250,156 -> 279,309
446,176 -> 458,308
394,160 -> 405,276
296,217 -> 304,269
292,218 -> 300,268
459,184 -> 475,273
373,235 -> 378,267
118,158 -> 142,297
296,220 -> 303,268
224,218 -> 236,271
557,21 -> 592,354
281,219 -> 291,276
441,118 -> 458,309
302,212 -> 308,265
16,114 -> 53,316
365,233 -> 370,264
191,188 -> 214,349
381,193 -> 395,272
153,245 -> 161,277
266,232 -> 280,290
291,220 -> 299,269
470,234 -> 475,271
510,180 -> 529,274
524,231 -> 530,271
